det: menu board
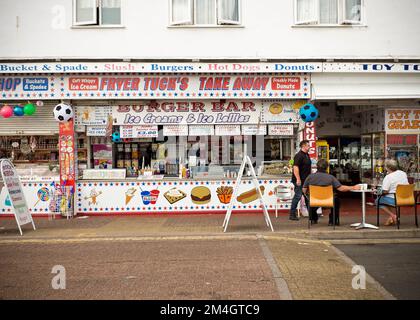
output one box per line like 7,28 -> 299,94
215,125 -> 241,136
189,125 -> 215,136
241,125 -> 267,135
120,125 -> 158,138
0,159 -> 33,227
268,125 -> 294,136
75,106 -> 112,125
163,125 -> 189,136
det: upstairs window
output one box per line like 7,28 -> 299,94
170,0 -> 241,26
295,0 -> 363,25
73,0 -> 122,26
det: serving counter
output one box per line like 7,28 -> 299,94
76,176 -> 293,215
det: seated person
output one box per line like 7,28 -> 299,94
375,159 -> 409,226
303,159 -> 360,226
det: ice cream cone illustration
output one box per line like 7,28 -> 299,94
125,188 -> 136,205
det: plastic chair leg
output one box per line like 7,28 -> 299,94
415,203 -> 418,228
397,207 -> 400,230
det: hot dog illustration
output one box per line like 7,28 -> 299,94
237,186 -> 265,204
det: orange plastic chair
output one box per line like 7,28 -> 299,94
378,184 -> 419,229
395,184 -> 418,229
308,185 -> 336,229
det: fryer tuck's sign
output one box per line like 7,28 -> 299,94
111,100 -> 302,125
0,73 -> 310,100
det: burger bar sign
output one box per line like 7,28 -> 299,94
112,100 -> 301,126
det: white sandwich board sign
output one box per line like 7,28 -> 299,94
0,159 -> 36,235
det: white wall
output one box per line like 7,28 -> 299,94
0,0 -> 420,60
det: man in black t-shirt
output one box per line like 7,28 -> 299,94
289,140 -> 312,220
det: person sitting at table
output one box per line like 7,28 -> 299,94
376,159 -> 409,226
303,159 -> 361,226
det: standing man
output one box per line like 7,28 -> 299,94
289,140 -> 312,220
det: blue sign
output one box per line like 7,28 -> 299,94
22,78 -> 49,91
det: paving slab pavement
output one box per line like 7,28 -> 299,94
0,214 -> 419,240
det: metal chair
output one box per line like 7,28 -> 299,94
274,185 -> 298,218
376,184 -> 418,229
307,185 -> 336,230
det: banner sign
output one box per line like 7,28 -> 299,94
1,62 -> 419,74
189,125 -> 215,136
385,108 -> 420,134
112,100 -> 302,126
301,122 -> 318,164
0,73 -> 310,100
241,125 -> 267,135
87,126 -> 107,136
163,125 -> 189,136
268,125 -> 294,136
0,159 -> 35,235
215,125 -> 241,136
59,120 -> 76,187
74,106 -> 112,125
120,125 -> 158,138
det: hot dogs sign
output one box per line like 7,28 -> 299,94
76,179 -> 292,214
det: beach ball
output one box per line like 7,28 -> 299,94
53,103 -> 73,122
23,103 -> 36,115
0,105 -> 13,118
299,103 -> 319,122
13,106 -> 24,117
112,131 -> 121,143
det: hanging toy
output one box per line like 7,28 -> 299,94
53,103 -> 74,122
23,102 -> 37,115
13,106 -> 24,117
112,131 -> 121,143
299,103 -> 319,122
0,105 -> 14,118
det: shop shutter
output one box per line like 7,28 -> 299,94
0,101 -> 59,136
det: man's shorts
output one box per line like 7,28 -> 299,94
375,195 -> 396,208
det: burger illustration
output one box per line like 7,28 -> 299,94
269,103 -> 283,115
191,186 -> 211,205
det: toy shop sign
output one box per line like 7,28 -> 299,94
0,74 -> 310,100
385,108 -> 420,134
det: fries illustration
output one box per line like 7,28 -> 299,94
216,186 -> 233,204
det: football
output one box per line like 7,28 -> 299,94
112,131 -> 121,143
299,103 -> 319,122
53,103 -> 74,122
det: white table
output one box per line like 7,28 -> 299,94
350,189 -> 379,230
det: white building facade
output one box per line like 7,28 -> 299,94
0,0 -> 419,216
